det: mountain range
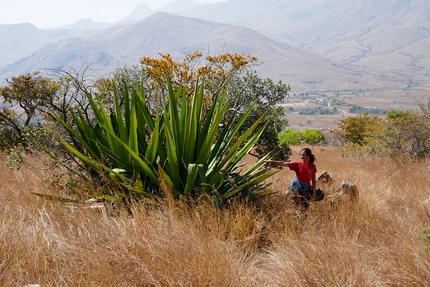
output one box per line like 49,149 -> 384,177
0,0 -> 429,93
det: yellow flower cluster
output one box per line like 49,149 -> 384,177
140,51 -> 259,92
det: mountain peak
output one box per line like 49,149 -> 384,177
123,3 -> 155,21
162,0 -> 203,13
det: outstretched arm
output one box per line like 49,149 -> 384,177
265,160 -> 289,167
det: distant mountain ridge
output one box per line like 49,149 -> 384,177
179,0 -> 430,89
51,0 -> 203,30
0,0 -> 428,92
0,24 -> 97,67
3,12 -> 389,91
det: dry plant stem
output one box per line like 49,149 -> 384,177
1,147 -> 430,286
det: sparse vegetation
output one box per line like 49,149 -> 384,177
422,228 -> 430,252
337,100 -> 430,163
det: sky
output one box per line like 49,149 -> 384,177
0,0 -> 228,29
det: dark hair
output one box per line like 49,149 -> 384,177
301,148 -> 315,163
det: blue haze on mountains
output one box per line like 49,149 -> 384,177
0,0 -> 428,93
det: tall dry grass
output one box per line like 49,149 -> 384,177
1,145 -> 429,286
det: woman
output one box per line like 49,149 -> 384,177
265,148 -> 317,208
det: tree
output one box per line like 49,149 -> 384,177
383,109 -> 430,163
226,70 -> 291,160
386,109 -> 409,120
337,113 -> 381,147
278,128 -> 302,146
337,101 -> 430,162
0,67 -> 100,168
0,72 -> 59,145
96,51 -> 292,161
302,129 -> 324,147
336,113 -> 384,158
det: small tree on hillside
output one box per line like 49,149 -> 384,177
0,72 -> 59,147
337,113 -> 381,147
336,113 -> 383,158
302,129 -> 324,147
0,68 -> 100,167
96,51 -> 292,161
278,128 -> 302,146
383,107 -> 430,163
337,99 -> 430,162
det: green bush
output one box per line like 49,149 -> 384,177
278,128 -> 302,146
56,80 -> 279,205
337,102 -> 430,162
302,129 -> 324,146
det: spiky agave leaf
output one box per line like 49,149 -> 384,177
57,77 -> 280,204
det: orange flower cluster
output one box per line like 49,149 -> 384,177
140,51 -> 260,94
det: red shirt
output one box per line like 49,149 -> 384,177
288,160 -> 317,184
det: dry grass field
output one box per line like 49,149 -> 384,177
1,145 -> 430,286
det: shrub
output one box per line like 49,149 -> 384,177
383,111 -> 430,163
56,80 -> 279,205
337,113 -> 381,147
302,129 -> 324,146
278,128 -> 302,146
337,101 -> 430,162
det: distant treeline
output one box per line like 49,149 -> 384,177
298,107 -> 338,115
349,105 -> 387,115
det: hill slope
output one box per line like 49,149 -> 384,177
0,12 -> 401,92
0,23 -> 96,67
179,0 -> 430,89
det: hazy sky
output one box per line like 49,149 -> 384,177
0,0 -> 228,29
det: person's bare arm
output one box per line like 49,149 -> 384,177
265,160 -> 289,167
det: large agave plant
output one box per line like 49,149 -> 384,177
57,79 -> 279,203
